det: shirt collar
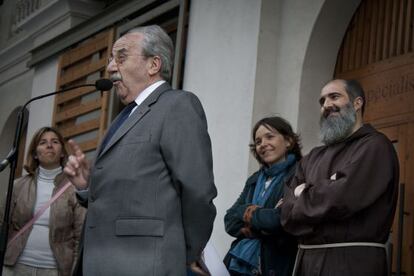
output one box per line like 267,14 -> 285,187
134,80 -> 166,106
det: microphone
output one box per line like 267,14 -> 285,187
0,149 -> 15,172
0,78 -> 113,274
95,78 -> 113,91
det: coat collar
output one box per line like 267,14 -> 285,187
97,82 -> 172,158
343,123 -> 375,143
31,169 -> 67,188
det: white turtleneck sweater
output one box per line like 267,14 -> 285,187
18,166 -> 61,268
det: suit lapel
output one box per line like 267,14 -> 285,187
97,82 -> 172,158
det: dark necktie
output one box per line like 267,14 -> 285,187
101,101 -> 137,150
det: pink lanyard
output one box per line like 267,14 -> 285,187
7,181 -> 72,248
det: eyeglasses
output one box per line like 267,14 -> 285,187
108,54 -> 153,65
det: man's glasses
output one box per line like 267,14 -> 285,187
108,54 -> 153,65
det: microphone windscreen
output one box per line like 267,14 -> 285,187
95,79 -> 113,91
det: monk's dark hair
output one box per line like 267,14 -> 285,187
342,79 -> 366,116
249,116 -> 302,166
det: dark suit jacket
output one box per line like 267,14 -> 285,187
77,83 -> 217,276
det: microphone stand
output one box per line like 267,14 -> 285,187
0,83 -> 98,274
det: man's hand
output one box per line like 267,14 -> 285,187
64,139 -> 90,190
189,261 -> 210,276
294,183 -> 306,198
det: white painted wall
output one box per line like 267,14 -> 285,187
183,0 -> 262,257
253,0 -> 325,128
251,0 -> 326,160
25,58 -> 59,153
249,0 -> 326,171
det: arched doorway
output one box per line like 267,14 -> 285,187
297,0 -> 361,151
0,107 -> 28,221
335,0 -> 414,274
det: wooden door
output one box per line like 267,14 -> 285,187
379,124 -> 413,275
335,0 -> 414,274
337,53 -> 414,276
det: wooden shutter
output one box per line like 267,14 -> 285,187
52,29 -> 114,154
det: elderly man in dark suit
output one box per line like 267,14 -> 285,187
64,25 -> 217,276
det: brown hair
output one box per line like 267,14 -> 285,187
249,116 -> 302,166
24,126 -> 68,175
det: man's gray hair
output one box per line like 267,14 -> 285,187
127,25 -> 174,81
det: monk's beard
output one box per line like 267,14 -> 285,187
319,102 -> 356,145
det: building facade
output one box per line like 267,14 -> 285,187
1,0 -> 412,274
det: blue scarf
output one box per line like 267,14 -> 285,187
228,154 -> 296,275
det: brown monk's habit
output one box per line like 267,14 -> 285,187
281,124 -> 399,276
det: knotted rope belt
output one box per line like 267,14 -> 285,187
292,242 -> 388,276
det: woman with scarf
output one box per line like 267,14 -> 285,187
224,116 -> 301,276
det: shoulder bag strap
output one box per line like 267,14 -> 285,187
7,181 -> 72,248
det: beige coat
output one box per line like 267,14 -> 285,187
4,172 -> 86,276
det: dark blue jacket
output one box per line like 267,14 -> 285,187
224,165 -> 297,276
